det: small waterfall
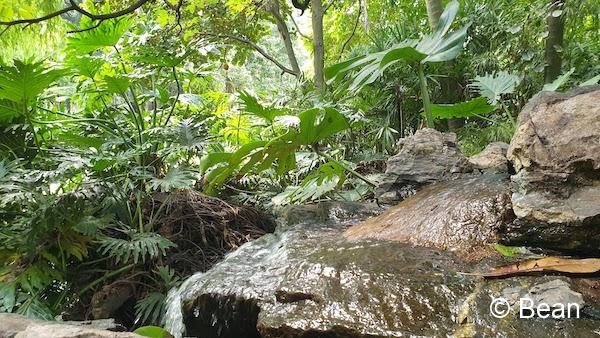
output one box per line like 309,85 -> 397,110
164,283 -> 184,338
164,271 -> 209,338
161,205 -> 383,337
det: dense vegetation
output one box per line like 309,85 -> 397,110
0,0 -> 598,331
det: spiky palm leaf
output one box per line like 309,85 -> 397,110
469,71 -> 521,105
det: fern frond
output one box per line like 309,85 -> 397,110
99,232 -> 176,264
135,292 -> 166,325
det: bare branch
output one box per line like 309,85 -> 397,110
68,0 -> 151,21
198,32 -> 299,76
289,13 -> 310,39
339,1 -> 361,58
0,0 -> 151,32
68,20 -> 103,34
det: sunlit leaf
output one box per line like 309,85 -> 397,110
429,97 -> 495,120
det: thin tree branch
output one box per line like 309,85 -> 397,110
324,0 -> 336,13
68,20 -> 103,33
289,13 -> 310,39
0,6 -> 75,27
339,1 -> 362,58
163,66 -> 181,127
0,0 -> 151,31
198,33 -> 299,76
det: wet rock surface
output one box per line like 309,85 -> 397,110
166,219 -> 478,338
375,128 -> 473,204
346,174 -> 514,257
0,313 -> 140,338
164,207 -> 600,338
505,86 -> 600,253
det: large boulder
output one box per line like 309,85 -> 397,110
0,313 -> 140,338
346,174 -> 514,258
164,211 -> 600,338
375,128 -> 473,204
504,86 -> 600,253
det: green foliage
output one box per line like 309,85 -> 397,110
67,17 -> 133,54
99,232 -> 176,264
135,267 -> 180,326
543,68 -> 575,91
326,1 -> 470,127
201,105 -> 350,192
469,72 -> 521,105
325,1 -> 469,91
134,326 -> 172,338
151,168 -> 197,192
0,60 -> 66,105
429,98 -> 495,121
494,244 -> 521,257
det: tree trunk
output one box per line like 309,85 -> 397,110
311,0 -> 325,90
361,0 -> 369,33
424,0 -> 464,130
424,0 -> 443,31
268,0 -> 301,76
544,0 -> 566,83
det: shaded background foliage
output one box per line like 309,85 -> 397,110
0,0 -> 598,331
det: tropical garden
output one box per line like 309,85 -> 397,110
0,0 -> 599,334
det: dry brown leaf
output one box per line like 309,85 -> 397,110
480,257 -> 600,278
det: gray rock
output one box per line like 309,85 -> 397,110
505,86 -> 600,253
528,279 -> 584,309
459,276 -> 598,337
14,324 -> 141,338
0,314 -> 140,338
276,201 -> 383,227
469,142 -> 510,172
375,128 -> 473,204
165,221 -> 479,338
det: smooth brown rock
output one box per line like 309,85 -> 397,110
347,174 -> 514,257
469,142 -> 509,172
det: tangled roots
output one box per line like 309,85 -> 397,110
149,191 -> 276,276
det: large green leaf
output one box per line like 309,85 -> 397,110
0,60 -> 67,105
429,97 -> 495,120
66,55 -> 105,78
200,108 -> 349,192
239,91 -> 287,123
469,72 -> 521,105
134,326 -> 171,338
543,68 -> 575,92
325,0 -> 468,91
101,75 -> 131,95
0,99 -> 22,122
293,107 -> 350,146
151,167 -> 197,192
416,1 -> 470,63
275,161 -> 347,205
67,17 -> 133,54
580,74 -> 600,86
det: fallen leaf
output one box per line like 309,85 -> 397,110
480,257 -> 600,278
